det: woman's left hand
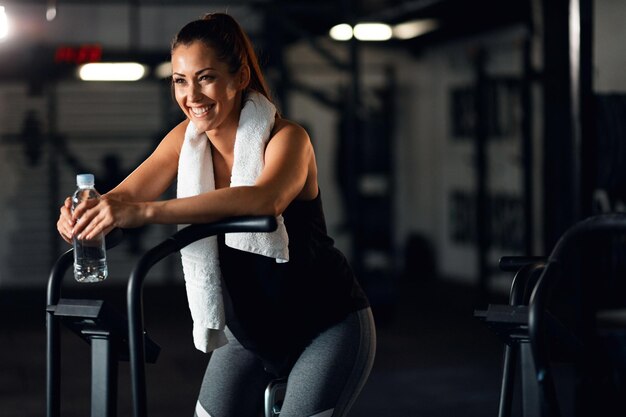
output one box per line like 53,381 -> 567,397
71,196 -> 146,240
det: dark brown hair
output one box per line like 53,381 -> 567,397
171,13 -> 273,104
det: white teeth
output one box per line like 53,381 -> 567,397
190,106 -> 209,115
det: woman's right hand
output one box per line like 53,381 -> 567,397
57,197 -> 75,244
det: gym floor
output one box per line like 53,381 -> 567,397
1,277 -> 510,417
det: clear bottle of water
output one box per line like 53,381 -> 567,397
72,173 -> 108,282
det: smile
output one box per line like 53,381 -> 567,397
189,105 -> 213,117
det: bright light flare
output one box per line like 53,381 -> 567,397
353,23 -> 392,41
46,0 -> 57,21
392,19 -> 439,40
78,62 -> 147,81
46,6 -> 57,22
155,61 -> 172,79
0,6 -> 9,41
329,24 -> 353,41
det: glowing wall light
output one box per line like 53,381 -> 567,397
353,23 -> 392,41
392,19 -> 439,40
330,19 -> 440,42
330,22 -> 393,41
0,6 -> 9,41
46,6 -> 57,22
329,23 -> 353,41
78,62 -> 147,81
155,61 -> 172,79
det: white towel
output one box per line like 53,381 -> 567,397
176,91 -> 289,353
226,92 -> 289,262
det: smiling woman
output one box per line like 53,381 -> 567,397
171,41 -> 246,135
55,12 -> 376,417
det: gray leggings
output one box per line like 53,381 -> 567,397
194,308 -> 376,417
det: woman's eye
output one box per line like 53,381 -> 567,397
172,78 -> 186,85
199,75 -> 215,82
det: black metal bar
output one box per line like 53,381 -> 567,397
499,256 -> 548,273
47,84 -> 60,268
127,238 -> 178,417
474,47 -> 490,303
268,7 -> 349,72
528,265 -> 562,417
91,335 -> 118,417
570,0 -> 594,219
46,229 -> 124,417
46,249 -> 73,417
128,216 -> 277,417
498,345 -> 517,417
495,258 -> 546,417
520,341 -> 541,417
521,36 -> 534,255
525,214 -> 626,417
263,10 -> 289,114
364,0 -> 445,21
541,0 -> 576,251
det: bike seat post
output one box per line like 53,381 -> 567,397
265,377 -> 287,417
89,330 -> 118,417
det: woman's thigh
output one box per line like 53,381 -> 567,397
279,308 -> 376,417
195,329 -> 272,417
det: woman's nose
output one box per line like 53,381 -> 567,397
188,82 -> 203,101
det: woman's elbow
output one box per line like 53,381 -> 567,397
260,193 -> 288,217
246,186 -> 292,217
266,198 -> 285,217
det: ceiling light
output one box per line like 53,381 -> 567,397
78,63 -> 147,81
155,62 -> 172,79
46,0 -> 57,21
0,6 -> 9,41
353,23 -> 392,41
392,19 -> 439,40
46,7 -> 57,21
329,23 -> 353,41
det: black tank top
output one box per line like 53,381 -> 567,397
217,189 -> 369,374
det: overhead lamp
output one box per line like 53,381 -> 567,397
353,23 -> 392,41
0,6 -> 9,41
329,23 -> 353,41
46,0 -> 57,21
330,22 -> 393,42
78,62 -> 148,81
155,61 -> 172,79
392,19 -> 439,40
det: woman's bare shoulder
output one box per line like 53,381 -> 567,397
272,117 -> 310,142
160,118 -> 189,156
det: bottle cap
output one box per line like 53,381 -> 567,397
76,173 -> 95,188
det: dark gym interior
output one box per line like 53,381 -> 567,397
1,0 -> 626,416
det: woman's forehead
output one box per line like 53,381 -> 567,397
171,42 -> 224,71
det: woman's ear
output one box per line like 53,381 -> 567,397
239,64 -> 251,90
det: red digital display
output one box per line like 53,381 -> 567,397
54,44 -> 102,64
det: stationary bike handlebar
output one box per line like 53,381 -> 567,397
46,216 -> 277,417
46,228 -> 125,417
127,216 -> 278,417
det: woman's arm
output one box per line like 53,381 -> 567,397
56,120 -> 186,242
71,120 -> 313,241
145,120 -> 313,223
105,119 -> 187,202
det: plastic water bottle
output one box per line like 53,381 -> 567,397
72,173 -> 108,282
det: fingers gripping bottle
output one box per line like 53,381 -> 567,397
72,173 -> 108,282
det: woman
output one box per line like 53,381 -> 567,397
57,12 -> 375,417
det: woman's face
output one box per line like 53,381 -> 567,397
171,41 -> 245,134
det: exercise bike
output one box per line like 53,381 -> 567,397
46,216 -> 287,417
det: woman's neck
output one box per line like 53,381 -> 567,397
206,92 -> 244,157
